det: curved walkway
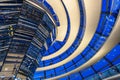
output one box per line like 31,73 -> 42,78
41,0 -> 80,61
44,12 -> 120,80
37,0 -> 101,71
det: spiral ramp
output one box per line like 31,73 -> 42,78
0,0 -> 120,80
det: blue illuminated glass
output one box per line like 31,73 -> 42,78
93,59 -> 108,70
81,67 -> 94,78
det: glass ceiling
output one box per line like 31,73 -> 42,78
0,0 -> 120,80
35,0 -> 120,80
